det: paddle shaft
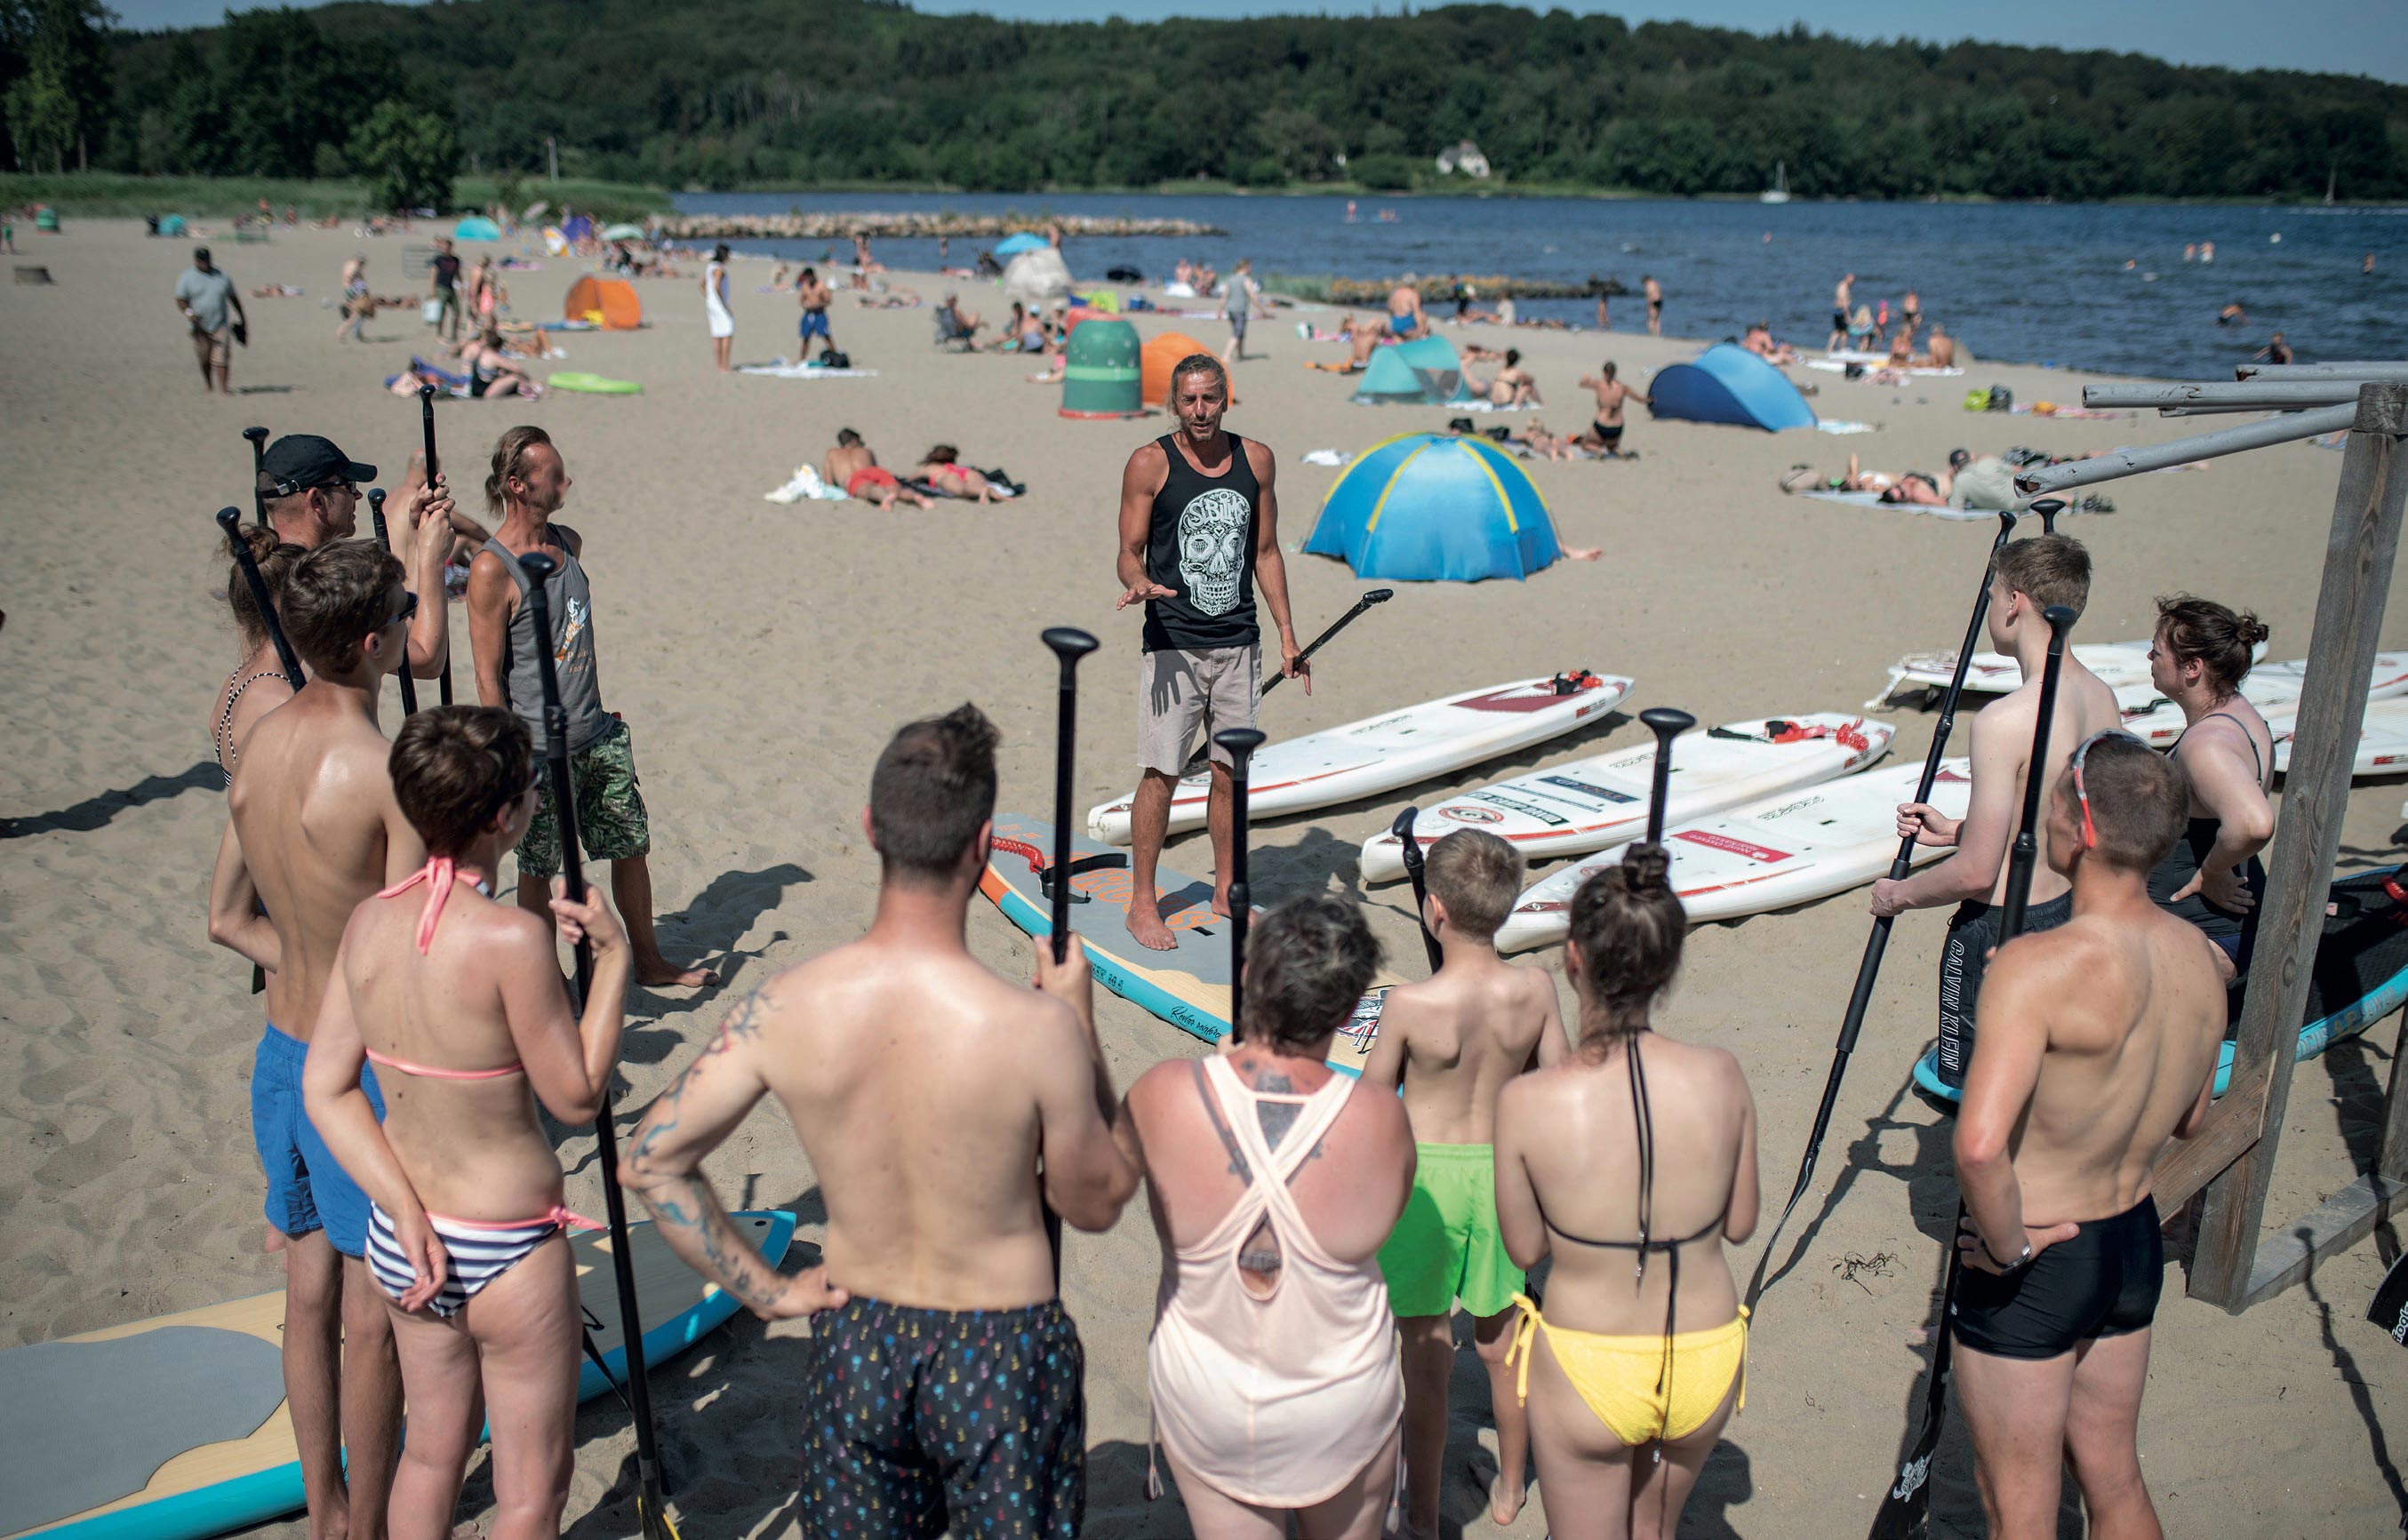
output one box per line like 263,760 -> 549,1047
368,490 -> 419,717
1745,511 -> 2017,1317
1638,708 -> 1696,847
1038,626 -> 1098,1288
1177,589 -> 1393,775
520,554 -> 676,1539
420,387 -> 455,706
1870,604 -> 2074,1540
244,427 -> 269,528
1218,729 -> 1267,1041
1392,807 -> 1444,972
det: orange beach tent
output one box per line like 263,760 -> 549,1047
564,275 -> 642,330
1141,331 -> 1211,407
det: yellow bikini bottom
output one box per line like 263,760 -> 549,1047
1504,1294 -> 1748,1446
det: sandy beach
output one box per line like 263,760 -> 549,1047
4,217 -> 2404,1537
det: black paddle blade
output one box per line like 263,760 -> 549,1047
2369,1248 -> 2408,1343
1870,1249 -> 1963,1539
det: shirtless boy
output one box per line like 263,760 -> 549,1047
209,539 -> 425,1540
796,266 -> 835,359
1829,272 -> 1856,351
624,705 -> 1139,1537
1361,831 -> 1566,1536
1870,535 -> 2124,1093
824,427 -> 934,510
1951,732 -> 2223,1539
1577,362 -> 1646,458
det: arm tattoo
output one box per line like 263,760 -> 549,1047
1192,1061 -> 1250,1180
652,1171 -> 781,1313
628,986 -> 763,1173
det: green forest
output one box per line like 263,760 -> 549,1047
7,0 -> 2406,203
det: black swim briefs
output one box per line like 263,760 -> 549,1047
1934,892 -> 2073,1092
1951,1194 -> 2163,1359
1593,420 -> 1624,447
800,1295 -> 1085,1539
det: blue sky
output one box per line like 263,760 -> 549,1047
108,0 -> 2408,84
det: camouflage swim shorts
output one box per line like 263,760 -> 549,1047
518,718 -> 651,878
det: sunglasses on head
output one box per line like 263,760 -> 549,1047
2068,729 -> 2147,849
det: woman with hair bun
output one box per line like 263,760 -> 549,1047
1492,846 -> 1759,1539
211,523 -> 307,786
2145,594 -> 2276,982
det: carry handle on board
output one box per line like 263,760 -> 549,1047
517,550 -> 681,1540
1391,806 -> 1444,972
367,489 -> 419,718
1218,727 -> 1268,1041
1176,589 -> 1394,777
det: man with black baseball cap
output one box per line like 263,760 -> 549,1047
259,434 -> 459,686
174,245 -> 245,395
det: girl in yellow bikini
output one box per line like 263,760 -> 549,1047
1492,843 -> 1761,1538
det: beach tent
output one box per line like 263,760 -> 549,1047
562,213 -> 595,244
1141,331 -> 1211,406
1303,432 -> 1562,582
453,216 -> 501,242
995,232 -> 1050,258
1000,247 -> 1075,307
1350,336 -> 1476,407
564,275 -> 643,330
158,214 -> 188,236
1647,342 -> 1817,431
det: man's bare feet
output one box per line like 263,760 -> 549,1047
636,953 -> 720,988
1126,901 -> 1177,952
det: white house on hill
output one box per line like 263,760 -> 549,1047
1436,140 -> 1491,179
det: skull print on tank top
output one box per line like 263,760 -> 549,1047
1142,432 -> 1260,654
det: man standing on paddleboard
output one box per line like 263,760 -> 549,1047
1116,353 -> 1307,951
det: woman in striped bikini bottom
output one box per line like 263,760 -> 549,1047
302,705 -> 633,1537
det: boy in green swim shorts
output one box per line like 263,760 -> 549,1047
1362,830 -> 1567,1537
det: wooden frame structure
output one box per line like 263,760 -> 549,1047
2021,373 -> 2408,1311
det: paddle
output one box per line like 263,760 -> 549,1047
1390,806 -> 1444,971
1176,589 -> 1395,777
420,385 -> 455,706
220,505 -> 301,999
1217,727 -> 1268,1041
1744,508 -> 2019,1318
244,427 -> 269,528
1639,707 -> 1695,847
1870,601 -> 2075,1540
518,551 -> 678,1540
1038,625 -> 1098,1286
367,490 -> 418,717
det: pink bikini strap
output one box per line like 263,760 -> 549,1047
421,1204 -> 606,1233
377,856 -> 473,954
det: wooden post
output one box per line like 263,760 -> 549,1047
2187,383 -> 2408,1310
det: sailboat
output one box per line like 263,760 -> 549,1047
1761,162 -> 1790,204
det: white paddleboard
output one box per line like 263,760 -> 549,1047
1356,713 -> 1894,884
2246,650 -> 2408,702
1087,671 -> 1633,845
1494,759 -> 1973,952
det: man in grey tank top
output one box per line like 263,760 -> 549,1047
465,426 -> 717,989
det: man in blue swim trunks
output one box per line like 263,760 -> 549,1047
796,266 -> 836,359
212,537 -> 425,1540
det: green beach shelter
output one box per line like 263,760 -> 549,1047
1060,317 -> 1144,419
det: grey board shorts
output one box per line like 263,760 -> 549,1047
1140,645 -> 1260,776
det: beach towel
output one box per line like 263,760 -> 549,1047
1801,489 -> 1992,521
739,361 -> 881,379
764,465 -> 851,504
1804,359 -> 1964,379
1815,420 -> 1877,435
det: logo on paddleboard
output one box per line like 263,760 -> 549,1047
1441,805 -> 1505,824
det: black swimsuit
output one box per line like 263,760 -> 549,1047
2148,710 -> 2269,965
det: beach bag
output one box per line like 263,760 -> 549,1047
1986,385 -> 2013,412
422,298 -> 444,323
1963,388 -> 1990,411
820,350 -> 852,370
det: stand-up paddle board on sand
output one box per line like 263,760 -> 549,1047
1870,642 -> 2388,711
1357,713 -> 1893,883
3,1212 -> 796,1540
2116,689 -> 2408,778
1913,867 -> 2408,1105
1087,671 -> 1632,845
1494,759 -> 1973,953
982,813 -> 1399,1073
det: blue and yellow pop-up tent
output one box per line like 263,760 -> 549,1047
1302,432 -> 1562,582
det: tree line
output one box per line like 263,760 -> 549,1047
9,0 -> 2405,204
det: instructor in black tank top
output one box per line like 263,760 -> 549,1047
1115,353 -> 1306,952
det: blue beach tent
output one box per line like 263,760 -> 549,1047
1351,335 -> 1476,406
1647,342 -> 1817,430
452,216 -> 502,242
994,231 -> 1049,258
1303,432 -> 1562,583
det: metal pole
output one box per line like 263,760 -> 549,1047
2083,381 -> 2363,411
2236,362 -> 2408,383
2018,403 -> 2358,494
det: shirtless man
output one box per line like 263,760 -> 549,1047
1829,271 -> 1856,351
1743,323 -> 1796,364
796,266 -> 835,359
1870,535 -> 2124,1094
1951,733 -> 2223,1540
1927,321 -> 1957,370
1577,361 -> 1646,459
1361,831 -> 1565,1536
1387,283 -> 1428,340
623,705 -> 1139,1536
1642,274 -> 1663,337
823,427 -> 933,511
209,539 -> 423,1540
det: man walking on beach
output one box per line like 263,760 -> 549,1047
427,236 -> 461,343
1829,271 -> 1856,351
624,704 -> 1139,1536
796,266 -> 835,361
465,426 -> 718,988
1950,732 -> 2223,1539
175,245 -> 245,395
1869,535 -> 2123,1091
209,539 -> 424,1540
1220,257 -> 1262,364
1114,354 -> 1306,951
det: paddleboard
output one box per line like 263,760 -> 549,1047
2117,690 -> 2408,778
980,812 -> 1398,1073
1086,671 -> 1633,845
1356,713 -> 1894,884
1494,759 -> 1973,953
7,1212 -> 796,1540
1912,867 -> 2408,1104
1869,640 -> 2295,709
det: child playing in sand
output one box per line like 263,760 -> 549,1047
305,704 -> 630,1540
1360,829 -> 1567,1536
